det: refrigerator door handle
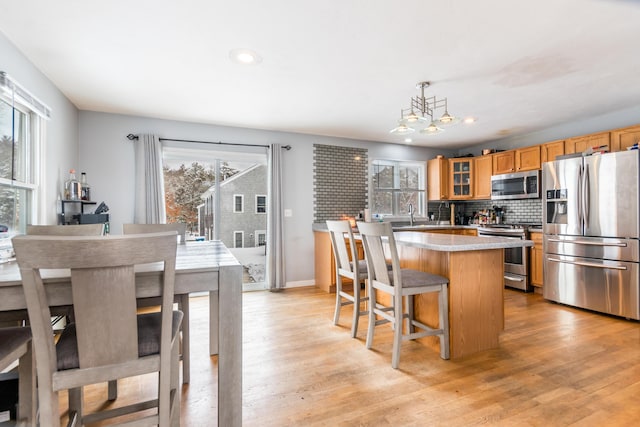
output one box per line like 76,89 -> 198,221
547,257 -> 627,271
577,164 -> 583,227
583,163 -> 590,225
546,238 -> 627,247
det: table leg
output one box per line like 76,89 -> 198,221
217,264 -> 242,427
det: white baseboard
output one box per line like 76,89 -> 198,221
284,280 -> 315,288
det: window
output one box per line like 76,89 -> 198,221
233,194 -> 244,213
255,230 -> 266,247
371,159 -> 425,217
234,231 -> 244,248
0,73 -> 48,235
255,195 -> 266,214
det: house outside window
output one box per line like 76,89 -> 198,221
234,194 -> 244,213
371,159 -> 425,217
255,195 -> 266,214
234,231 -> 244,248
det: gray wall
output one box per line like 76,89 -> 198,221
0,30 -> 79,225
78,110 -> 448,286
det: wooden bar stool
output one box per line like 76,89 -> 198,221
357,221 -> 450,369
326,220 -> 368,338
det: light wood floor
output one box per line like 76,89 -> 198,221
60,286 -> 640,426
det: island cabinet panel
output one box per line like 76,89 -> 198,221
314,230 -> 362,293
610,125 -> 640,152
396,245 -> 505,359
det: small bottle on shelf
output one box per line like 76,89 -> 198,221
80,172 -> 91,201
64,169 -> 81,200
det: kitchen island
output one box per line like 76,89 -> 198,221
389,231 -> 532,359
314,226 -> 533,359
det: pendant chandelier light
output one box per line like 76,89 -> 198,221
390,81 -> 459,136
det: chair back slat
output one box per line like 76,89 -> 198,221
326,221 -> 357,276
71,266 -> 138,368
123,223 -> 187,244
357,222 -> 399,286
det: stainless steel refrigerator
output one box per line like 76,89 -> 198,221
543,149 -> 640,320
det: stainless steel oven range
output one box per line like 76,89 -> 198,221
477,224 -> 535,292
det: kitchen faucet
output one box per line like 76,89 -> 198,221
408,203 -> 414,226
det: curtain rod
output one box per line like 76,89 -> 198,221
126,134 -> 291,150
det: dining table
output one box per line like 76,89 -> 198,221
0,239 -> 243,427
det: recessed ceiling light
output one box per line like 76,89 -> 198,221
463,117 -> 477,124
229,48 -> 262,65
404,138 -> 413,143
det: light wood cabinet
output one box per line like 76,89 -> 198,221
530,232 -> 543,289
565,131 -> 610,154
449,158 -> 473,199
473,155 -> 492,200
427,157 -> 449,201
610,125 -> 640,152
540,140 -> 565,163
492,151 -> 515,175
515,146 -> 541,171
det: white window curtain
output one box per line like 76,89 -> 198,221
134,134 -> 166,224
266,143 -> 286,290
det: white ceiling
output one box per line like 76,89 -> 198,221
1,0 -> 639,149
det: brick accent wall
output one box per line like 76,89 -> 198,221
313,144 -> 368,223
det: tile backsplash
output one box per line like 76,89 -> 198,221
428,199 -> 543,224
313,144 -> 368,223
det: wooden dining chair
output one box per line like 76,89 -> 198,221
357,221 -> 450,369
123,222 -> 191,384
12,232 -> 182,427
326,220 -> 369,338
0,326 -> 36,426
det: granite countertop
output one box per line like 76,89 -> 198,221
312,223 -> 478,232
394,231 -> 534,252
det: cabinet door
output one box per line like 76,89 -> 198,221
541,140 -> 565,163
473,155 -> 492,200
492,151 -> 515,175
515,145 -> 541,171
610,125 -> 640,152
427,157 -> 449,200
530,232 -> 543,288
565,132 -> 610,154
449,159 -> 473,199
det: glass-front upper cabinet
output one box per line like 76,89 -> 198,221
449,158 -> 473,199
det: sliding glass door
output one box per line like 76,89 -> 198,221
163,144 -> 268,291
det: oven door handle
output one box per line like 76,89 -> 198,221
504,274 -> 524,282
546,238 -> 627,248
547,257 -> 627,271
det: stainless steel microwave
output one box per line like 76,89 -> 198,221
491,170 -> 541,200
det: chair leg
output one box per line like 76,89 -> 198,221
391,293 -> 403,369
350,281 -> 360,338
439,285 -> 450,360
178,294 -> 190,384
333,277 -> 343,326
406,295 -> 415,335
170,333 -> 181,427
17,340 -> 36,427
107,380 -> 117,401
69,387 -> 83,424
365,283 -> 376,349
